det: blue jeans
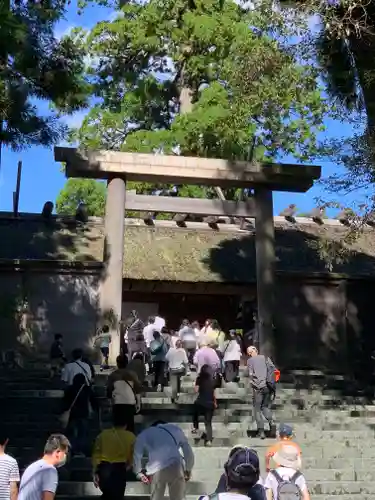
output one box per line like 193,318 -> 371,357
68,417 -> 88,454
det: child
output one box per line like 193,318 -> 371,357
264,444 -> 310,500
265,424 -> 301,472
95,325 -> 112,371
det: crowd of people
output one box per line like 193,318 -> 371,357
0,423 -> 311,500
0,314 -> 312,500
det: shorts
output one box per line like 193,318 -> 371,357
100,347 -> 109,357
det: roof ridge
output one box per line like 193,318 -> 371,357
0,212 -> 370,231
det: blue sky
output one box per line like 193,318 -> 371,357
0,4 -> 368,216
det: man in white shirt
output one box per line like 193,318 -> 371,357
154,315 -> 166,332
264,444 -> 310,500
133,421 -> 194,500
61,349 -> 92,386
143,317 -> 157,348
18,434 -> 70,500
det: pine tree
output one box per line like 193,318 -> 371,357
0,1 -> 90,157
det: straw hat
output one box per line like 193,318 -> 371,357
273,444 -> 302,470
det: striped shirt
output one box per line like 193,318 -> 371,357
0,454 -> 20,500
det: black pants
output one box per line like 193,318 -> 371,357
253,387 -> 273,431
193,403 -> 214,442
97,462 -> 127,500
153,361 -> 165,388
113,404 -> 136,433
224,360 -> 240,382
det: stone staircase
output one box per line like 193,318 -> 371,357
1,366 -> 375,500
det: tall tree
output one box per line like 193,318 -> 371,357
287,0 -> 375,205
0,1 -> 89,160
56,179 -> 106,216
70,0 -> 327,186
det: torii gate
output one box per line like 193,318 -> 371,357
55,147 -> 321,361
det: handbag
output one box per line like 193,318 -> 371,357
170,366 -> 186,376
59,384 -> 85,429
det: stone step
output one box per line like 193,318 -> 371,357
10,450 -> 375,471
2,421 -> 373,443
55,480 -> 375,496
7,433 -> 375,456
50,467 -> 375,483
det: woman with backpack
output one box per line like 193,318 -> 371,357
220,330 -> 242,383
191,364 -> 217,447
62,373 -> 98,456
264,444 -> 310,500
107,368 -> 142,433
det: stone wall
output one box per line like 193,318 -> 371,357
0,267 -> 101,357
0,264 -> 374,375
274,277 -> 348,370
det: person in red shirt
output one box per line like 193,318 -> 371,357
265,423 -> 301,472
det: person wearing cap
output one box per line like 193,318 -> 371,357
264,443 -> 310,500
265,424 -> 301,472
199,447 -> 264,500
213,445 -> 266,500
246,346 -> 276,439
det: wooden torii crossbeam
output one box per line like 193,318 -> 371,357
54,147 -> 321,361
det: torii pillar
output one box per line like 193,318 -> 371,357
254,187 -> 275,357
100,177 -> 126,361
54,147 -> 321,363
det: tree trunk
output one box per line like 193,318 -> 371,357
178,61 -> 226,202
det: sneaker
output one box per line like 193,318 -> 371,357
191,428 -> 198,435
258,430 -> 266,440
205,441 -> 212,447
157,384 -> 162,392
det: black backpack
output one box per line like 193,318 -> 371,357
271,470 -> 302,500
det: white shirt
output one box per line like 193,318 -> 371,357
154,316 -> 165,332
179,326 -> 196,343
61,360 -> 92,386
143,324 -> 156,347
221,340 -> 242,362
133,423 -> 194,475
166,348 -> 189,370
264,467 -> 306,500
112,380 -> 136,405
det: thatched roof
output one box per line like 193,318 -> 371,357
1,215 -> 375,282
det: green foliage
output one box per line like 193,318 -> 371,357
0,1 -> 90,151
56,179 -> 106,216
71,0 -> 327,163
